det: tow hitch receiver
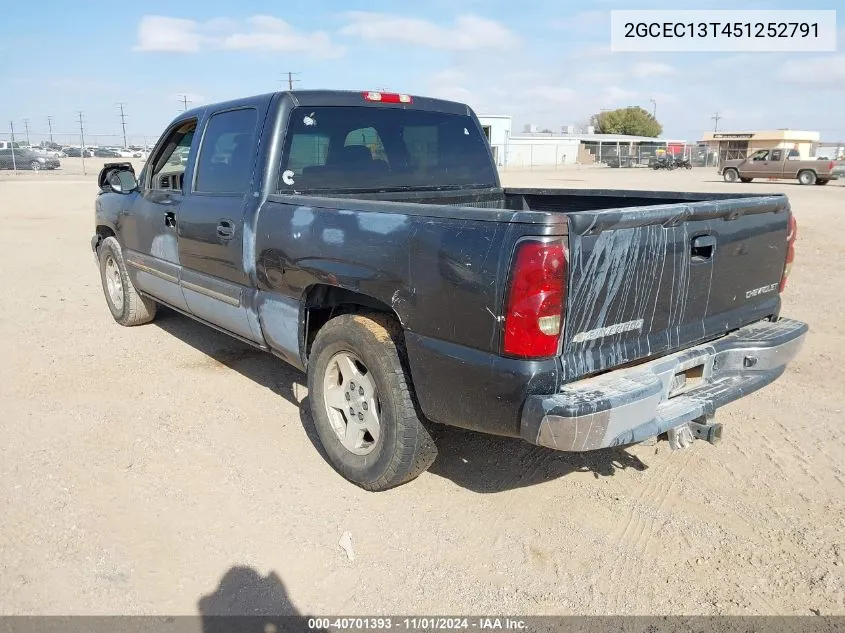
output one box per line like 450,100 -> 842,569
667,417 -> 723,450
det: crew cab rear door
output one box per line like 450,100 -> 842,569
176,101 -> 268,342
559,196 -> 790,382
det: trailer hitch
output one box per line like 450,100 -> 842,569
667,416 -> 723,450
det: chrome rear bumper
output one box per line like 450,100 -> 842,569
520,318 -> 808,451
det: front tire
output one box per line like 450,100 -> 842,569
723,168 -> 739,183
307,313 -> 437,491
97,236 -> 156,326
798,170 -> 817,185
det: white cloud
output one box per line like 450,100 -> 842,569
338,13 -> 519,51
134,16 -> 204,52
602,86 -> 638,104
133,14 -> 343,57
779,55 -> 845,88
550,11 -> 608,32
630,62 -> 676,78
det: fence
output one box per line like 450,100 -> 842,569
495,142 -> 718,170
0,131 -> 158,150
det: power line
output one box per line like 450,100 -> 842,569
22,118 -> 31,146
711,111 -> 722,132
47,116 -> 54,144
178,95 -> 192,111
117,102 -> 128,148
77,111 -> 87,176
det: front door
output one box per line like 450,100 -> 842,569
122,119 -> 198,312
745,149 -> 772,178
176,106 -> 263,342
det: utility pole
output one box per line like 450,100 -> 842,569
282,71 -> 301,90
9,121 -> 17,172
711,111 -> 721,132
47,116 -> 54,144
649,98 -> 657,120
178,95 -> 192,111
117,102 -> 128,148
23,118 -> 31,146
77,111 -> 87,176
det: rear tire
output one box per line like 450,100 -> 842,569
798,170 -> 816,185
723,168 -> 739,183
307,312 -> 437,491
97,236 -> 157,326
29,161 -> 41,171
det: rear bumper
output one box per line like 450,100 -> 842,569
520,317 -> 808,451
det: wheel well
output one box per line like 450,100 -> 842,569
94,225 -> 116,251
303,285 -> 402,360
798,169 -> 817,176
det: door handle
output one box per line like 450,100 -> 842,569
164,211 -> 176,228
217,220 -> 235,239
691,234 -> 716,260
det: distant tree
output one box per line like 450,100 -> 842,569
540,128 -> 553,134
590,106 -> 663,137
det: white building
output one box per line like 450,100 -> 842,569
477,115 -> 512,166
478,114 -> 688,167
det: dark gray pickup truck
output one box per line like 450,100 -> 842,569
92,89 -> 807,490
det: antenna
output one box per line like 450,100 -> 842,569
178,95 -> 192,111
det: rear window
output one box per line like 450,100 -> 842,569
278,106 -> 497,192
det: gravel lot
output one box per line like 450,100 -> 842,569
1,159 -> 843,616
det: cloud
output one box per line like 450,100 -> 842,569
133,14 -> 344,57
630,62 -> 676,78
779,55 -> 845,88
338,13 -> 519,51
550,11 -> 608,32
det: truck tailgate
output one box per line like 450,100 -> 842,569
561,195 -> 790,382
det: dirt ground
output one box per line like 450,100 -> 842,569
1,159 -> 843,617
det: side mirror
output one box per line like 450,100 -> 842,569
107,170 -> 138,194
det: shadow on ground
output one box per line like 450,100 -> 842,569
155,309 -> 648,493
198,565 -> 325,632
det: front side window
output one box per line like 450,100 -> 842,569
751,150 -> 769,161
194,108 -> 259,194
148,119 -> 197,192
277,106 -> 496,192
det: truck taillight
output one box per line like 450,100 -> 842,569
829,161 -> 835,171
503,240 -> 567,358
363,91 -> 413,104
780,212 -> 797,293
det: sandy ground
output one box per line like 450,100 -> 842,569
1,159 -> 843,617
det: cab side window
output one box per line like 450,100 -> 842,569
770,149 -> 783,162
194,108 -> 259,194
149,120 -> 198,192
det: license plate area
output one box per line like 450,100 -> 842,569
668,363 -> 705,398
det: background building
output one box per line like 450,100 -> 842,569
478,115 -> 689,168
700,129 -> 821,164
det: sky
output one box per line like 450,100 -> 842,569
1,0 -> 842,145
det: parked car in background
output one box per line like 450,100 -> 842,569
720,148 -> 845,185
32,146 -> 67,158
63,147 -> 93,157
0,148 -> 60,170
94,148 -> 121,158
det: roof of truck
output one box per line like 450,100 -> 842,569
179,89 -> 472,119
